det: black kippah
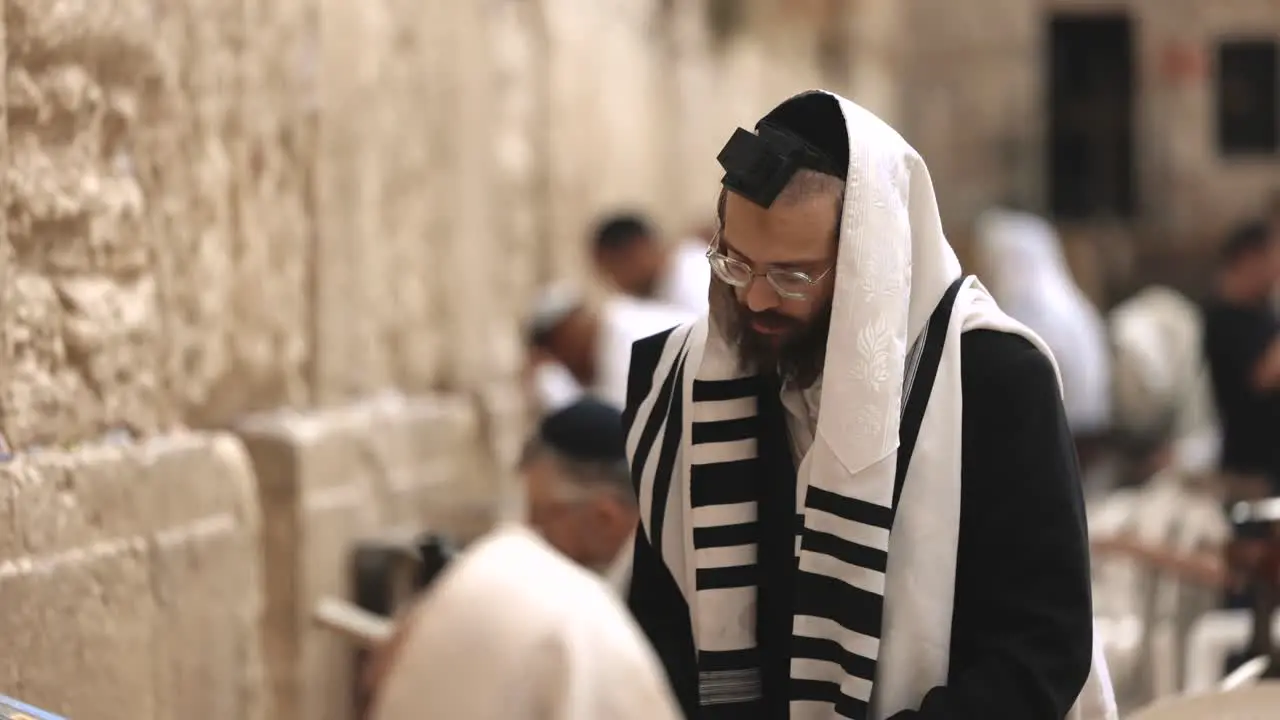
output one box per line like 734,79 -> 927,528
757,91 -> 849,180
538,398 -> 626,464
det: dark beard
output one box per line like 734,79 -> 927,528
710,279 -> 831,387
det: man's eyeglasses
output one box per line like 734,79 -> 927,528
705,229 -> 834,300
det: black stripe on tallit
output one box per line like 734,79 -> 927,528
790,678 -> 870,720
691,458 -> 757,507
697,564 -> 759,590
791,634 -> 877,681
699,647 -> 762,671
793,569 -> 883,640
692,415 -> 756,444
804,486 -> 894,531
693,376 -> 759,402
648,349 -> 689,559
693,521 -> 757,548
799,526 -> 888,573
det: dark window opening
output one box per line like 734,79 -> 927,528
1217,39 -> 1279,156
1046,14 -> 1136,220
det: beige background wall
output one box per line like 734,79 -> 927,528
901,0 -> 1280,248
0,1 -> 885,718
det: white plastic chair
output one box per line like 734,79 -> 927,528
1184,610 -> 1280,693
1127,681 -> 1280,719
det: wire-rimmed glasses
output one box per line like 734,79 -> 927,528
705,229 -> 834,300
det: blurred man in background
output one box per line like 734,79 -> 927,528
1202,221 -> 1280,502
368,399 -> 677,720
521,397 -> 638,594
591,212 -> 711,315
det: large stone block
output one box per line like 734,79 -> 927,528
0,432 -> 265,720
310,0 -> 501,402
139,0 -> 317,428
3,0 -> 174,446
542,0 -> 671,281
234,393 -> 500,720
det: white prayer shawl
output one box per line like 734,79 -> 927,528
976,207 -> 1113,435
371,525 -> 682,720
627,92 -> 1116,720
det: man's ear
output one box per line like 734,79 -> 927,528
589,495 -> 638,534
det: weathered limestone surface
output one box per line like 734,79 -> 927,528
542,0 -> 672,283
0,433 -> 265,720
4,0 -> 173,447
234,393 -> 495,720
154,0 -> 317,426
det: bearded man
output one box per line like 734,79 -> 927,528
623,91 -> 1115,719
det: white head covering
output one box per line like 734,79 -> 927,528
628,90 -> 1116,720
975,207 -> 1113,435
1109,286 -> 1221,473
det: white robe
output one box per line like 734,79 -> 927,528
371,525 -> 682,720
534,295 -> 696,412
655,240 -> 712,315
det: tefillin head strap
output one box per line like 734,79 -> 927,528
716,122 -> 845,209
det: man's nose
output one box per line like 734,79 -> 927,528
743,276 -> 780,313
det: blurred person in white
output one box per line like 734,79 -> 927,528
1094,285 -> 1230,704
1110,286 -> 1221,478
525,283 -> 694,412
592,212 -> 711,315
975,206 -> 1114,491
1088,419 -> 1230,711
368,399 -> 681,720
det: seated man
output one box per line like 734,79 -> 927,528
526,284 -> 694,411
368,400 -> 677,720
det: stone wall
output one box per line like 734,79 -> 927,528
0,1 -> 885,718
0,434 -> 265,719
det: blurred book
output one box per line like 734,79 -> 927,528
0,695 -> 65,720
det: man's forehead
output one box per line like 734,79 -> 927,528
722,191 -> 838,262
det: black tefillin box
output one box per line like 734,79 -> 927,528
349,530 -> 458,718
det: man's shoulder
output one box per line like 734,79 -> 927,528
633,325 -> 680,355
959,329 -> 1058,399
628,326 -> 681,381
434,527 -> 623,625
